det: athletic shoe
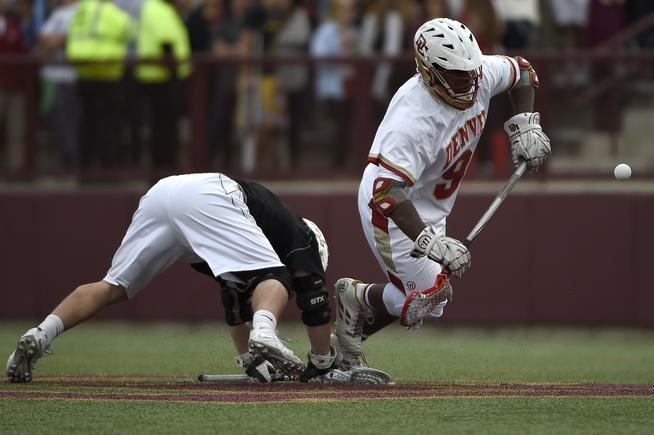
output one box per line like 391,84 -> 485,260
248,328 -> 303,369
6,328 -> 51,383
335,277 -> 371,358
330,333 -> 365,371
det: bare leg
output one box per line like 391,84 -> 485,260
250,279 -> 288,318
6,280 -> 127,383
306,324 -> 331,356
229,324 -> 251,354
52,281 -> 128,330
248,278 -> 303,366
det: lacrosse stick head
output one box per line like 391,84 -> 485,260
400,273 -> 451,329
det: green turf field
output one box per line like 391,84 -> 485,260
1,321 -> 653,434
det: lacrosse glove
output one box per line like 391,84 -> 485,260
411,226 -> 471,278
299,345 -> 342,382
504,112 -> 551,172
235,352 -> 276,383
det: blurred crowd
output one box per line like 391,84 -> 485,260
1,0 -> 654,177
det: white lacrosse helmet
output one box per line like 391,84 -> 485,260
414,18 -> 483,109
303,218 -> 329,272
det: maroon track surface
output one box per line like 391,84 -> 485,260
2,377 -> 653,403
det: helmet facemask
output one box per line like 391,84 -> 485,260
417,56 -> 482,110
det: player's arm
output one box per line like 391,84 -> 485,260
371,177 -> 470,277
503,56 -> 551,171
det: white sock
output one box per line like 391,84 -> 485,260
358,283 -> 374,310
252,310 -> 277,330
37,314 -> 65,342
382,283 -> 406,317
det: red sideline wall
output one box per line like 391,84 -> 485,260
1,189 -> 652,327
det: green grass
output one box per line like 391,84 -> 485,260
1,321 -> 654,434
1,397 -> 653,435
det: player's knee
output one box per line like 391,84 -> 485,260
294,275 -> 331,326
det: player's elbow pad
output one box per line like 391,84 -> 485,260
513,56 -> 539,89
371,177 -> 408,217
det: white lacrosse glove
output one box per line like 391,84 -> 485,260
410,226 -> 471,278
504,112 -> 551,172
235,352 -> 276,383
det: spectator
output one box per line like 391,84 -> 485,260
208,0 -> 257,168
38,0 -> 79,169
66,0 -> 132,171
459,0 -> 501,53
186,0 -> 223,52
419,0 -> 450,21
134,0 -> 191,172
15,0 -> 36,49
586,0 -> 627,133
0,0 -> 29,172
270,0 -> 312,168
625,0 -> 654,48
244,0 -> 312,170
495,0 -> 541,50
171,0 -> 194,21
359,0 -> 417,123
586,0 -> 626,49
310,0 -> 359,167
548,0 -> 590,51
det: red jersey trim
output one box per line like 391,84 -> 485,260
501,55 -> 520,93
367,154 -> 415,187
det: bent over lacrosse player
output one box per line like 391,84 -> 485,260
6,173 -> 339,383
332,18 -> 551,369
189,179 -> 340,382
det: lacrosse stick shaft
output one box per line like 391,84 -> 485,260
443,161 -> 527,277
463,161 -> 527,247
198,374 -> 251,383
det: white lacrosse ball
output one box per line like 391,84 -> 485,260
614,163 -> 632,181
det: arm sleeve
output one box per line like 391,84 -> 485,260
483,55 -> 520,97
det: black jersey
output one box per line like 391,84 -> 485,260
191,179 -> 325,282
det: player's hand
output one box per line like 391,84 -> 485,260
299,346 -> 341,382
504,112 -> 551,172
410,226 -> 471,278
235,352 -> 275,383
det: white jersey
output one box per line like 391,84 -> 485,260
364,55 -> 519,226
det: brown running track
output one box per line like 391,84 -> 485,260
1,376 -> 653,403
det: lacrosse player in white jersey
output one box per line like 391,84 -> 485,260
332,18 -> 551,368
6,173 -> 340,383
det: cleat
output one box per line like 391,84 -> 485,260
248,328 -> 304,376
6,328 -> 51,383
334,278 -> 370,359
330,333 -> 365,370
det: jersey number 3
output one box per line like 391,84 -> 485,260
434,150 -> 473,199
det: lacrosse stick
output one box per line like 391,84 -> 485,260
198,366 -> 393,385
400,161 -> 528,328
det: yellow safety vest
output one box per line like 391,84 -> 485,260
66,0 -> 132,81
135,0 -> 191,82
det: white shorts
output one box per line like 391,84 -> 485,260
358,166 -> 448,317
104,173 -> 284,299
